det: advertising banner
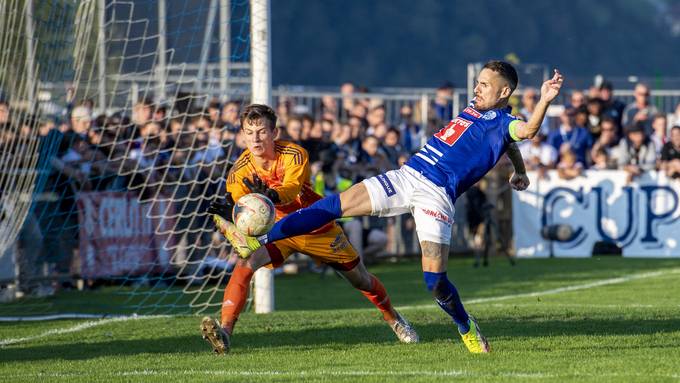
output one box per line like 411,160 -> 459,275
513,171 -> 680,258
77,192 -> 174,277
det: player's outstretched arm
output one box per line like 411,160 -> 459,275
506,143 -> 530,191
514,69 -> 564,140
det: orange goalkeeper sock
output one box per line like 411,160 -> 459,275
220,265 -> 254,334
360,274 -> 397,322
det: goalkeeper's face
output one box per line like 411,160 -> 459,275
472,69 -> 512,111
243,119 -> 277,158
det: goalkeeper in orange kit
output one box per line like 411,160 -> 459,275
200,104 -> 418,354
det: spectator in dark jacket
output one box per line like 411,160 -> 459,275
599,81 -> 626,130
660,126 -> 680,179
613,121 -> 656,183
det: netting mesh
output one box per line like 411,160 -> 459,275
0,0 -> 255,317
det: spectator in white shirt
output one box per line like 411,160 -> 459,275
519,133 -> 557,170
650,114 -> 668,157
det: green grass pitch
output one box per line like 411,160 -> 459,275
1,257 -> 680,382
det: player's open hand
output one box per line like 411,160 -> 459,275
243,175 -> 281,203
509,172 -> 530,191
540,69 -> 564,104
208,192 -> 235,222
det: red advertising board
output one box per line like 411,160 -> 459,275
77,192 -> 175,278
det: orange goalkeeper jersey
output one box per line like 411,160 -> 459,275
226,140 -> 328,224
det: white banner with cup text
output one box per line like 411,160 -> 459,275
513,170 -> 680,258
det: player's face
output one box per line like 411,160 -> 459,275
473,69 -> 511,111
243,118 -> 277,157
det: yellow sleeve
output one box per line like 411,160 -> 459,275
226,154 -> 252,203
272,146 -> 310,204
508,120 -> 523,142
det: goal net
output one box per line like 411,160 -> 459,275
0,0 -> 268,318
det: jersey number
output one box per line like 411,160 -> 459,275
434,117 -> 472,146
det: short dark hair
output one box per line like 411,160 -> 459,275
437,81 -> 454,90
239,104 -> 277,130
587,97 -> 602,106
593,146 -> 608,157
625,120 -> 645,135
600,116 -> 617,127
287,116 -> 302,125
363,134 -> 379,143
138,98 -> 154,107
387,127 -> 400,138
652,113 -> 666,122
482,60 -> 518,92
600,81 -> 613,91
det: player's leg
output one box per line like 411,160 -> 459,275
219,247 -> 273,332
420,240 -> 488,353
335,260 -> 419,343
222,168 -> 411,258
410,174 -> 490,353
261,182 -> 372,244
201,243 -> 280,354
420,241 -> 468,330
299,224 -> 418,343
337,260 -> 393,319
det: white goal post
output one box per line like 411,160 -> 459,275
250,0 -> 274,314
0,0 -> 275,318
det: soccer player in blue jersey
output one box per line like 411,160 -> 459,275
219,61 -> 564,353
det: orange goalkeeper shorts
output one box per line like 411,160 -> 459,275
263,223 -> 360,271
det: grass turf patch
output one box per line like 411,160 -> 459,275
1,257 -> 680,382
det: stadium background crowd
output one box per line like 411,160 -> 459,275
2,79 -> 680,294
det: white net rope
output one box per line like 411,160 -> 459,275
0,0 -> 253,316
0,0 -> 49,261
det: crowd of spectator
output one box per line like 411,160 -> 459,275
5,80 -> 676,224
2,79 -> 680,293
517,81 -> 680,182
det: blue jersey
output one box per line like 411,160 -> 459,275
405,106 -> 520,202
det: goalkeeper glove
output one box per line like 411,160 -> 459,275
208,192 -> 235,223
243,174 -> 280,203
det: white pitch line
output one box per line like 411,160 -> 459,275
0,369 -> 553,379
0,313 -> 130,322
398,267 -> 680,311
483,303 -> 678,309
0,315 -> 170,347
2,268 -> 678,347
3,369 -> 680,380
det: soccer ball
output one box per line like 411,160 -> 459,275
232,193 -> 276,236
